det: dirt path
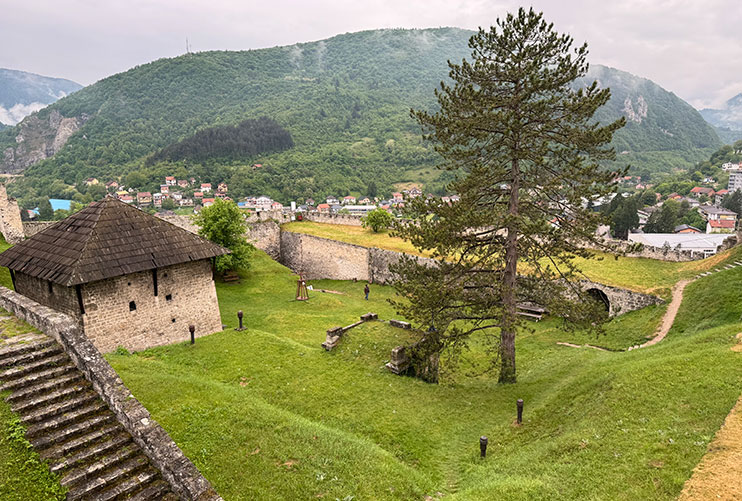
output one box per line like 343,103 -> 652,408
678,393 -> 742,500
629,278 -> 692,350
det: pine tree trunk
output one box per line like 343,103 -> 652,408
499,157 -> 519,384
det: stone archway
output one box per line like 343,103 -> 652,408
586,287 -> 611,314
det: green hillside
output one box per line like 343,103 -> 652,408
0,29 -> 720,204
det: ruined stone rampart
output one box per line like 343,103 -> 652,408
278,229 -> 662,315
280,231 -> 370,281
304,213 -> 363,226
0,286 -> 222,501
22,221 -> 56,237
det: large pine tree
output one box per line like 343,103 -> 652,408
391,8 -> 625,383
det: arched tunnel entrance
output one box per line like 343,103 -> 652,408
586,288 -> 611,315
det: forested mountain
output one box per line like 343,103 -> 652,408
0,68 -> 82,125
0,29 -> 721,204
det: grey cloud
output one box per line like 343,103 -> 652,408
0,0 -> 739,108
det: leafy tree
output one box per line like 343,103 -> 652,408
644,199 -> 679,233
723,190 -> 742,217
38,198 -> 53,221
392,8 -> 624,383
161,198 -> 177,210
194,198 -> 253,273
361,208 -> 393,232
367,181 -> 378,198
611,196 -> 639,239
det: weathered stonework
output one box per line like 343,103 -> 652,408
281,231 -> 371,281
0,286 -> 222,501
304,213 -> 363,226
247,220 -> 281,260
0,184 -> 24,243
22,220 -> 56,237
579,280 -> 664,317
279,229 -> 663,316
13,260 -> 223,353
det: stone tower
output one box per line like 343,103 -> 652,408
0,184 -> 24,243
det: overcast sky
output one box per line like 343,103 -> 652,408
2,0 -> 740,109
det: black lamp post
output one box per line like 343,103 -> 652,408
189,324 -> 195,344
236,310 -> 245,331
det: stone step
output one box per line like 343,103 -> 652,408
21,391 -> 100,425
66,456 -> 150,500
0,344 -> 64,370
41,422 -> 121,460
125,479 -> 173,501
0,363 -> 76,392
50,431 -> 132,474
10,380 -> 90,414
93,466 -> 160,501
26,401 -> 107,438
31,412 -> 113,450
5,372 -> 83,404
0,353 -> 70,382
61,444 -> 139,488
0,338 -> 57,364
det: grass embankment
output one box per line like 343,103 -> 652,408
107,250 -> 742,500
283,221 -> 742,298
0,312 -> 65,500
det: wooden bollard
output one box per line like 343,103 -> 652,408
480,436 -> 488,458
517,399 -> 524,424
189,324 -> 195,345
236,310 -> 245,331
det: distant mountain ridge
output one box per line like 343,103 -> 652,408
0,68 -> 82,125
0,28 -> 721,202
700,94 -> 742,143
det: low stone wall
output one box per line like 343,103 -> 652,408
0,286 -> 222,501
156,214 -> 199,234
589,238 -> 723,262
304,213 -> 363,226
22,221 -> 56,237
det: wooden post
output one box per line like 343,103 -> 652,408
189,324 -> 195,344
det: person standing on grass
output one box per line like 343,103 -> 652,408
364,283 -> 370,300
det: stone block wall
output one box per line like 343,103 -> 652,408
247,220 -> 281,259
22,221 -> 57,237
0,184 -> 25,243
304,213 -> 363,226
156,214 -> 199,234
0,286 -> 222,501
280,231 -> 370,281
14,272 -> 82,320
81,260 -> 223,353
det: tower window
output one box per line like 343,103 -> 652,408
129,301 -> 137,311
165,294 -> 172,301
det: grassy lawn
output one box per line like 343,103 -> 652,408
283,221 -> 742,298
106,250 -> 742,500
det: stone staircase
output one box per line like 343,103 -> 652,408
0,332 -> 178,500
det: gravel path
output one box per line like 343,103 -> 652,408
627,279 -> 692,351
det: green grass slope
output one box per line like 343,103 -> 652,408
104,250 -> 742,500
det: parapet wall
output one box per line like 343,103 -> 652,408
0,286 -> 221,501
304,213 -> 363,226
22,221 -> 57,237
278,231 -> 435,284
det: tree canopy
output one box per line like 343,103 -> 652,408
194,199 -> 254,273
392,8 -> 624,383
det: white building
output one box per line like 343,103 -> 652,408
728,169 -> 742,192
628,233 -> 731,258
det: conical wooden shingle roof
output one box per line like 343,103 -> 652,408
0,197 -> 229,286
